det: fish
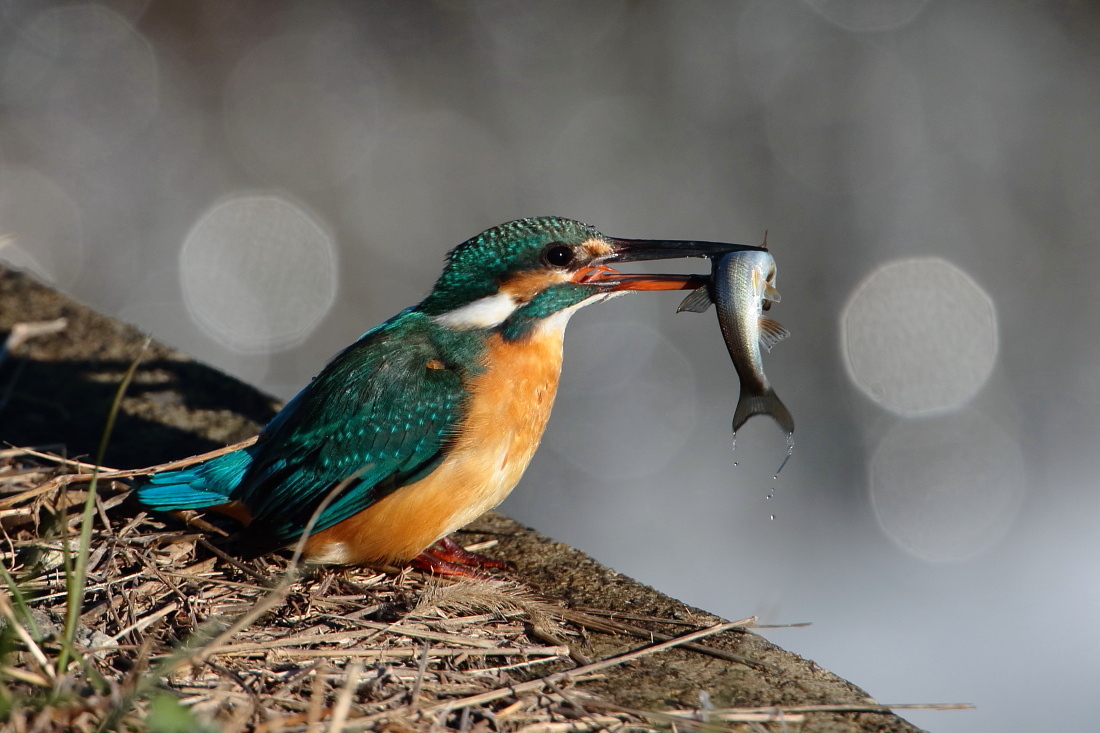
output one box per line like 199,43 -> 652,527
678,248 -> 794,437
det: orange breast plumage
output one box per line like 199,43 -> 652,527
304,324 -> 565,565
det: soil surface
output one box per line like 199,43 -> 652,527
0,263 -> 925,732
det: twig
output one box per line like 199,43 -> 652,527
196,538 -> 269,584
307,661 -> 328,733
409,642 -> 430,707
318,614 -> 510,649
526,621 -> 591,666
185,627 -> 419,654
556,607 -> 769,670
0,318 -> 67,367
182,576 -> 296,667
210,646 -> 570,660
570,698 -> 976,729
0,589 -> 55,681
430,618 -> 753,712
543,677 -> 590,717
684,702 -> 976,716
327,660 -> 364,732
573,693 -> 796,728
0,437 -> 261,510
5,449 -> 111,476
566,606 -> 700,626
109,601 -> 178,643
0,666 -> 51,687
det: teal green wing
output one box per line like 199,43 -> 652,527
233,314 -> 472,546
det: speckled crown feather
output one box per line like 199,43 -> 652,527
418,217 -> 600,315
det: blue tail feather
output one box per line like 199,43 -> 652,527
136,449 -> 253,510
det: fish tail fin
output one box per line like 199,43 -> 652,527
135,448 -> 253,511
733,388 -> 795,435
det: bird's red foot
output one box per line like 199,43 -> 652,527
409,536 -> 513,578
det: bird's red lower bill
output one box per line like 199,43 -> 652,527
572,264 -> 707,291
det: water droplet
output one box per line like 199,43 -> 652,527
774,432 -> 795,476
769,514 -> 776,521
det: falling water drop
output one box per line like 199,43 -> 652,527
773,432 -> 795,477
731,431 -> 738,466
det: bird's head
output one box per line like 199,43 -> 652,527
418,216 -> 763,340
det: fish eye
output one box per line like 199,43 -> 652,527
542,243 -> 574,268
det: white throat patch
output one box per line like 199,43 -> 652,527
433,290 -> 622,332
534,291 -> 620,335
432,292 -> 519,330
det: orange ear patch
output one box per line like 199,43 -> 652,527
581,238 -> 614,258
499,269 -> 567,302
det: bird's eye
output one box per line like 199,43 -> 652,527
542,243 -> 574,268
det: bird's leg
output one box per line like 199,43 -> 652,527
409,536 -> 513,577
408,553 -> 484,578
431,535 -> 513,568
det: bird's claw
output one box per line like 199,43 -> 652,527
409,536 -> 513,578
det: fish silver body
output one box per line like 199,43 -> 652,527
678,249 -> 794,435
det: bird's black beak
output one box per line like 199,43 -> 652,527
571,237 -> 766,292
604,237 -> 766,263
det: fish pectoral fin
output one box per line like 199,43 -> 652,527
676,286 -> 714,313
758,317 -> 790,352
763,283 -> 781,303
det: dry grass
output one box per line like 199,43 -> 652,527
0,318 -> 974,731
0,447 -> 787,732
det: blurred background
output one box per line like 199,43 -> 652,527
2,1 -> 1098,730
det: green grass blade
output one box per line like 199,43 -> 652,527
57,337 -> 150,677
0,564 -> 41,643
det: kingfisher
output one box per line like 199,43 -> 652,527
137,217 -> 763,575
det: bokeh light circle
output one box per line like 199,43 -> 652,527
803,0 -> 930,33
2,4 -> 158,162
342,109 -> 517,272
180,194 -> 338,353
870,410 -> 1025,563
763,42 -> 923,194
0,166 -> 84,287
841,257 -> 997,415
473,0 -> 626,59
544,96 -> 715,232
225,31 -> 379,189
